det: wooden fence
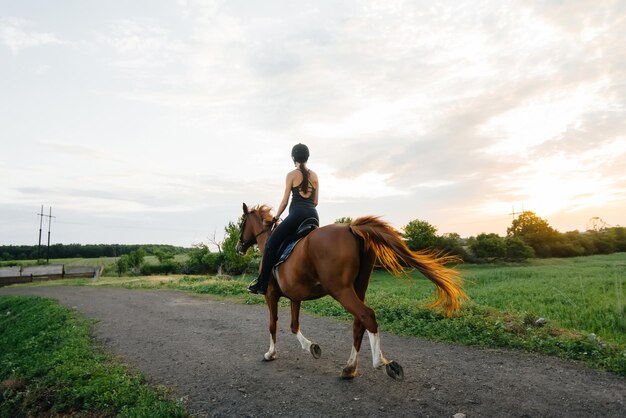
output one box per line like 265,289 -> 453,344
0,264 -> 103,287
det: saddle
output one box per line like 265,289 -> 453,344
274,217 -> 319,268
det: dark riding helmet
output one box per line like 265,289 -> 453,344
291,143 -> 310,163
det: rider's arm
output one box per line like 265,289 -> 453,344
275,172 -> 292,219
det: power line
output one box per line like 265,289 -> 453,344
509,204 -> 526,219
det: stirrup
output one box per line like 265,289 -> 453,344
247,279 -> 267,295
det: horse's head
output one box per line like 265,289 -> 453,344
236,203 -> 254,255
236,203 -> 276,255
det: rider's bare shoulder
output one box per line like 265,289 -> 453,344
286,170 -> 299,186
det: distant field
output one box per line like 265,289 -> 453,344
5,257 -> 119,267
5,255 -> 188,268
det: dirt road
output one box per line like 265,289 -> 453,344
1,286 -> 623,417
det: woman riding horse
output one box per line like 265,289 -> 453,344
247,143 -> 319,294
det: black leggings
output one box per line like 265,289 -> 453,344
259,207 -> 319,284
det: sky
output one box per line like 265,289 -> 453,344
1,0 -> 625,247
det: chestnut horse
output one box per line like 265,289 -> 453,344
236,203 -> 467,380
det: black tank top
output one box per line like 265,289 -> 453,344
290,180 -> 316,210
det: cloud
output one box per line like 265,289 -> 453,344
37,140 -> 115,160
95,18 -> 187,71
2,1 -> 625,244
0,17 -> 63,53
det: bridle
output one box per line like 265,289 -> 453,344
237,212 -> 277,254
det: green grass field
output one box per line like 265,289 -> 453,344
0,296 -> 187,417
5,253 -> 626,376
460,254 -> 625,344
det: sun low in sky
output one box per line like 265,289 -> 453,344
1,0 -> 624,246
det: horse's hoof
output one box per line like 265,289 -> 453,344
263,354 -> 276,362
385,361 -> 404,380
341,367 -> 357,379
310,343 -> 322,359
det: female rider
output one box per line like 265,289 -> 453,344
248,143 -> 319,294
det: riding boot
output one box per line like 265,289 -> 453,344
247,273 -> 267,294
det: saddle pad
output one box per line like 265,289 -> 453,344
274,238 -> 303,267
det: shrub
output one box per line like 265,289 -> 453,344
221,221 -> 253,275
184,245 -> 224,274
471,233 -> 506,260
115,255 -> 130,276
139,260 -> 182,275
505,236 -> 535,261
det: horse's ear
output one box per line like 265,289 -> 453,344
242,203 -> 248,214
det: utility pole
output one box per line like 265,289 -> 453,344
509,204 -> 525,219
37,205 -> 44,261
46,207 -> 56,264
36,206 -> 56,263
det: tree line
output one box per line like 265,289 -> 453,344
0,243 -> 188,262
397,211 -> 626,262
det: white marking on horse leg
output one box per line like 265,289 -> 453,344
264,334 -> 277,360
341,345 -> 360,378
346,345 -> 359,369
367,330 -> 389,369
296,330 -> 312,351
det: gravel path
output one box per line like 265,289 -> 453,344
1,286 -> 624,417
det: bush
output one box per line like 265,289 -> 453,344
550,240 -> 585,258
115,255 -> 130,276
505,237 -> 535,261
184,245 -> 224,274
591,236 -> 615,254
607,227 -> 626,251
202,252 -> 225,274
114,248 -> 146,276
140,260 -> 182,275
471,233 -> 506,260
221,221 -> 254,275
435,233 -> 471,260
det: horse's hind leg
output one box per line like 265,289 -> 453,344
263,287 -> 279,361
366,329 -> 404,380
290,300 -> 321,359
341,249 -> 374,379
341,273 -> 370,379
334,288 -> 404,380
341,318 -> 365,379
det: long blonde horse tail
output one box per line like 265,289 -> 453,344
350,216 -> 468,317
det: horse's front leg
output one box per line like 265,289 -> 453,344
290,300 -> 321,359
263,285 -> 280,361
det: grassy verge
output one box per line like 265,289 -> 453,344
7,253 -> 626,377
0,296 -> 187,417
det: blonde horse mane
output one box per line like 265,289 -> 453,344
250,204 -> 274,224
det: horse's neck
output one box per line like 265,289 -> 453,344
257,234 -> 267,255
253,217 -> 268,255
